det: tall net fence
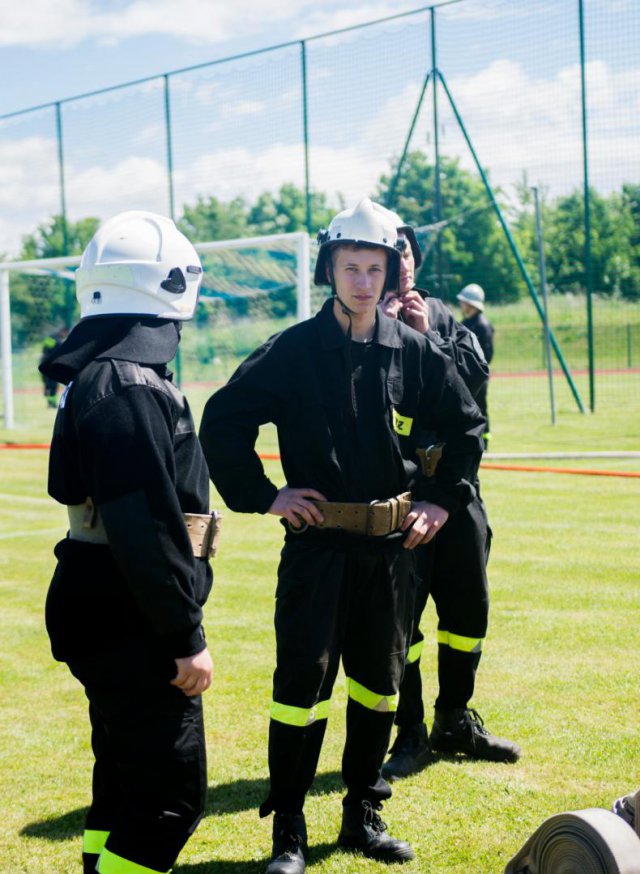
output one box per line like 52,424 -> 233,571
0,0 -> 639,440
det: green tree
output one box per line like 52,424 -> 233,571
12,214 -> 100,344
378,151 -> 522,303
542,188 -> 639,299
177,195 -> 248,242
247,183 -> 335,235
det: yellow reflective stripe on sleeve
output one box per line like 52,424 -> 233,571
97,847 -> 169,874
407,640 -> 424,664
437,629 -> 484,653
83,829 -> 110,855
269,698 -> 331,727
392,408 -> 413,436
347,678 -> 398,713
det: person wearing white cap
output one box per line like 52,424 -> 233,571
457,283 -> 494,440
200,198 -> 486,873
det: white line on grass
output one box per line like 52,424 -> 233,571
0,493 -> 54,504
0,528 -> 62,540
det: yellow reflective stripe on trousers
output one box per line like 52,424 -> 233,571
97,847 -> 169,874
437,629 -> 484,653
407,639 -> 424,664
347,678 -> 398,713
270,698 -> 331,726
83,829 -> 110,855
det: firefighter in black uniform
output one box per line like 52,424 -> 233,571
457,283 -> 494,441
379,213 -> 520,780
39,211 -> 218,874
199,199 -> 486,874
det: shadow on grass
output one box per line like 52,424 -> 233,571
21,770 -> 344,841
175,842 -> 340,873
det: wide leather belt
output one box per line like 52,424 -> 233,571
504,808 -> 640,874
291,492 -> 412,537
67,500 -> 222,559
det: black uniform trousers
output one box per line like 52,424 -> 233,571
67,639 -> 207,874
261,537 -> 416,816
395,494 -> 491,729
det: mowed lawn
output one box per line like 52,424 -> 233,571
1,379 -> 639,873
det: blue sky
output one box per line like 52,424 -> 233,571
0,0 -> 428,115
0,0 -> 637,256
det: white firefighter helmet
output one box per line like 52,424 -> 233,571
381,207 -> 423,269
314,198 -> 401,291
75,211 -> 203,320
457,283 -> 485,311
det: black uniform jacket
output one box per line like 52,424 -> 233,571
199,299 -> 486,534
461,310 -> 494,365
413,288 -> 489,400
40,317 -> 213,662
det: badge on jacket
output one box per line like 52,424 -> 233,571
392,408 -> 413,436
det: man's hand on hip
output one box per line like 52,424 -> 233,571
268,486 -> 327,529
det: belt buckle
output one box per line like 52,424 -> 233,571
287,516 -> 309,535
202,511 -> 222,558
367,498 -> 391,537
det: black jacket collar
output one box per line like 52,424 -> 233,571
39,317 -> 181,385
315,297 -> 403,351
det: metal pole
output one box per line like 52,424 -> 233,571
532,186 -> 556,425
300,41 -> 312,234
55,102 -> 73,329
438,70 -> 585,413
163,75 -> 176,221
627,323 -> 632,369
0,271 -> 14,429
296,232 -> 311,322
385,72 -> 431,208
579,0 -> 595,411
430,8 -> 444,298
163,74 -> 182,386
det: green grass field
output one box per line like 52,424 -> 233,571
1,371 -> 639,873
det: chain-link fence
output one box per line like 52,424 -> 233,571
1,0 -> 639,436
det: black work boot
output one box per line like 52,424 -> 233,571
430,708 -> 521,763
338,800 -> 414,863
612,793 -> 637,831
381,723 -> 434,781
265,812 -> 308,874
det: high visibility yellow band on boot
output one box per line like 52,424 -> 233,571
97,847 -> 169,873
407,639 -> 424,664
84,830 -> 110,855
346,678 -> 398,713
270,698 -> 331,726
437,630 -> 484,653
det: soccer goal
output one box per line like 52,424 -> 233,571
0,231 -> 315,430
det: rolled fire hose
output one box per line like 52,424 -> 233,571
504,808 -> 640,874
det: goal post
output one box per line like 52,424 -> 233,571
0,230 -> 313,430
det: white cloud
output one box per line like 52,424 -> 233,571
1,56 -> 638,257
0,0 -> 393,48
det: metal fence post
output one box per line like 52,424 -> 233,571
579,0 -> 595,411
430,7 -> 444,298
55,102 -> 73,329
532,186 -> 556,425
300,41 -> 312,234
0,270 -> 14,429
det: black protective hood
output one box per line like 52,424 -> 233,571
38,316 -> 181,386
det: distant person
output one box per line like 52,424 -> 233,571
39,211 -> 216,874
457,284 -> 494,442
40,327 -> 68,407
380,214 -> 520,781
